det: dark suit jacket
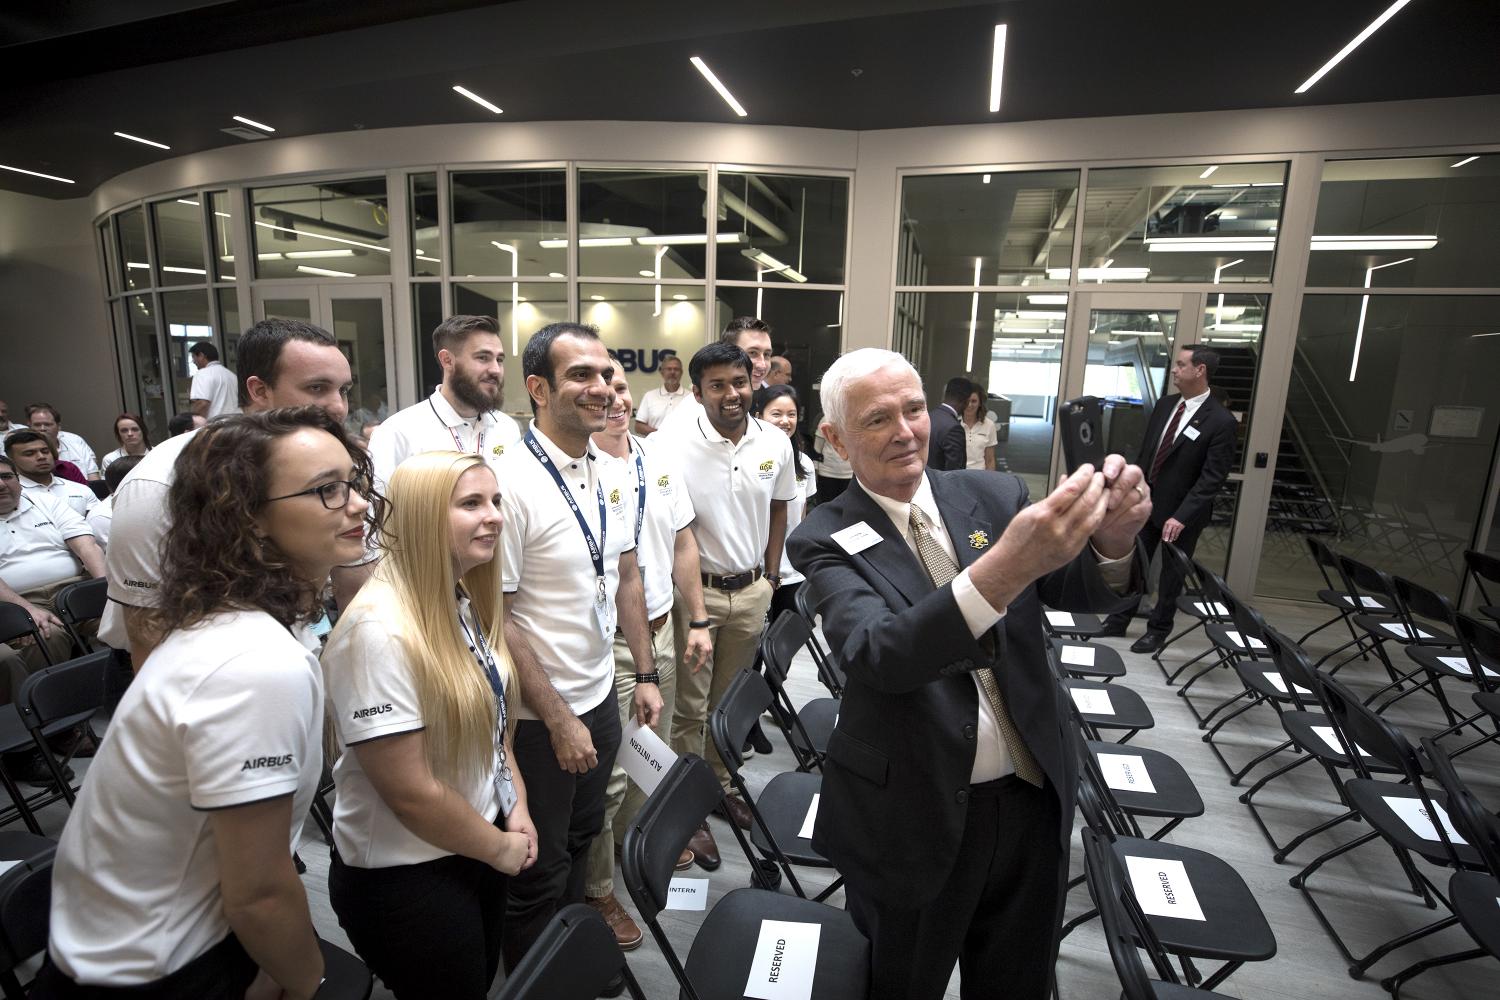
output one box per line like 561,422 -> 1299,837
1137,393 -> 1237,530
927,404 -> 965,471
786,470 -> 1137,908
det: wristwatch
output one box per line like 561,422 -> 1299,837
688,618 -> 711,629
766,573 -> 782,586
635,672 -> 662,685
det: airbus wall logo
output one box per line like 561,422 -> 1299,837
613,349 -> 678,373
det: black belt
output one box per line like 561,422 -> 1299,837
702,568 -> 762,591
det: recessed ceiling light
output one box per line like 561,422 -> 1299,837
296,264 -> 355,278
1451,155 -> 1479,168
639,269 -> 656,277
233,115 -> 276,132
589,295 -> 605,301
114,131 -> 170,150
1294,0 -> 1413,94
689,56 -> 748,117
0,163 -> 74,184
1199,165 -> 1219,179
548,272 -> 565,278
673,294 -> 688,301
982,175 -> 991,184
988,24 -> 1008,113
452,85 -> 503,115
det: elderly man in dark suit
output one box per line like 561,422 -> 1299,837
925,376 -> 969,471
1102,344 -> 1238,654
787,349 -> 1151,1000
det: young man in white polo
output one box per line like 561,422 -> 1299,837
657,341 -> 796,859
187,341 -> 239,419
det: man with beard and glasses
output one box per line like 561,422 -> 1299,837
368,315 -> 522,490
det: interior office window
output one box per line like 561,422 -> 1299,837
251,178 -> 391,279
1306,154 -> 1500,288
1199,293 -> 1269,470
712,287 -> 841,428
1078,162 -> 1288,283
411,173 -> 441,277
898,170 -> 1080,286
98,219 -> 119,295
578,169 -> 709,280
152,197 -> 208,287
162,291 -> 213,414
217,288 -> 241,367
714,172 -> 848,286
208,192 -> 236,281
1255,294 -> 1500,601
451,170 -> 567,278
888,290 -> 1060,496
412,282 -> 445,397
117,207 -> 150,291
583,283 -> 707,414
452,282 -> 569,418
124,295 -> 168,439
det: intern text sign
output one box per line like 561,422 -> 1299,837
617,720 -> 677,796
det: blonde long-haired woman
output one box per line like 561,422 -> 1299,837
321,451 -> 536,1000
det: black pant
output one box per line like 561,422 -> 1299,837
768,579 -> 803,631
503,695 -> 622,973
845,776 -> 1066,1000
1104,518 -> 1201,635
328,848 -> 506,999
32,933 -> 257,999
814,475 -> 851,507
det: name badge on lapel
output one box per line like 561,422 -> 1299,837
1182,425 -> 1201,441
832,521 -> 881,555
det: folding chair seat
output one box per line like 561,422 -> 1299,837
1063,679 -> 1154,743
1296,536 -> 1392,650
793,585 -> 844,698
1157,568 -> 1242,688
1051,637 -> 1126,681
761,611 -> 837,772
710,669 -> 841,902
1042,606 -> 1107,641
1328,555 -> 1451,687
620,755 -> 870,1000
1462,548 -> 1500,624
1186,595 -> 1273,731
495,904 -> 646,1000
1082,741 -> 1202,840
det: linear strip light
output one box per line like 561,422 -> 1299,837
742,248 -> 807,282
491,242 -> 520,354
296,265 -> 355,277
1451,155 -> 1479,168
452,85 -> 503,115
637,233 -> 710,245
1027,294 -> 1068,304
988,25 -> 1008,113
233,115 -> 275,132
1311,235 -> 1437,251
1295,0 -> 1413,94
654,245 -> 668,317
1047,266 -> 1151,281
1199,165 -> 1219,179
966,259 -> 982,370
285,249 -> 356,259
161,266 -> 205,275
114,131 -> 170,150
1349,256 -> 1414,382
176,198 -> 200,207
1471,332 -> 1500,339
1145,236 -> 1277,253
690,56 -> 748,117
0,163 -> 74,184
254,220 -> 390,253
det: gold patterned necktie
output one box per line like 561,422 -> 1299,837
908,505 -> 1044,787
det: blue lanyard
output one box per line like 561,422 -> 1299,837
459,605 -> 512,779
523,429 -> 607,591
627,436 -> 647,549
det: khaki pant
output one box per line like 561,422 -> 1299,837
583,622 -> 678,899
670,576 -> 773,791
1,580 -> 85,705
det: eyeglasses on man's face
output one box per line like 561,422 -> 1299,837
266,475 -> 372,511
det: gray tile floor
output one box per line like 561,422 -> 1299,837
28,595 -> 1500,999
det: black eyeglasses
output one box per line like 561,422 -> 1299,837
0,473 -> 16,483
266,475 -> 371,511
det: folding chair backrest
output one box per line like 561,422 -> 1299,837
1305,536 -> 1343,591
53,579 -> 107,634
1317,674 -> 1423,783
1199,571 -> 1241,622
761,610 -> 810,684
1455,614 -> 1500,691
1463,549 -> 1500,606
1081,828 -> 1180,994
1262,628 -> 1318,713
1228,600 -> 1270,660
0,604 -> 44,652
709,669 -> 772,782
1336,554 -> 1397,608
1421,738 -> 1500,877
1393,576 -> 1456,641
793,586 -> 845,697
17,650 -> 113,737
0,847 -> 55,985
620,755 -> 726,925
1160,542 -> 1203,597
495,904 -> 645,1000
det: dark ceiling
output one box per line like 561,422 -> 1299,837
2,0 -> 1498,200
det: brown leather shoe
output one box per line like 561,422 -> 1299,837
688,821 -> 720,871
675,847 -> 695,871
718,793 -> 753,831
585,892 -> 643,951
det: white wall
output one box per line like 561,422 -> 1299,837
0,189 -> 117,454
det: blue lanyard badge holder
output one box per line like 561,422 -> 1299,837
524,430 -> 615,642
460,608 -> 518,818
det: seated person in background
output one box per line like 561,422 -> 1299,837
167,412 -> 206,438
0,399 -> 25,433
27,404 -> 100,481
5,431 -> 99,518
101,412 -> 153,467
322,451 -> 536,1000
0,455 -> 104,708
37,408 -> 378,999
88,455 -> 145,551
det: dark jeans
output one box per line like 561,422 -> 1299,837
329,848 -> 507,1000
32,933 -> 257,999
1104,518 -> 1201,635
846,776 -> 1066,1000
503,695 -> 622,973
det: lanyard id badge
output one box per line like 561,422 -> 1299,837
523,430 -> 614,642
430,397 -> 488,456
628,437 -> 647,583
459,606 -> 517,817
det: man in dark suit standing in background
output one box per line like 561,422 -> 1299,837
1103,344 -> 1237,654
788,348 -> 1150,1000
926,376 -> 969,470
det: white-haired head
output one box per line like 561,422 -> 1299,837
819,349 -> 922,432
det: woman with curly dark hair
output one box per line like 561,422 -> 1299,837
37,407 -> 381,1000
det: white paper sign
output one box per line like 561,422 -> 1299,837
1125,856 -> 1206,921
1182,425 -> 1201,441
831,521 -> 881,556
1343,595 -> 1385,608
1193,601 -> 1228,616
1438,655 -> 1500,679
1262,671 -> 1313,697
617,720 -> 678,797
1383,795 -> 1469,846
0,860 -> 20,878
665,877 -> 710,911
1224,630 -> 1268,650
1046,611 -> 1076,627
1380,622 -> 1433,640
1071,688 -> 1115,715
1311,726 -> 1372,758
1097,753 -> 1156,794
744,920 -> 822,1000
797,794 -> 820,840
1060,645 -> 1097,667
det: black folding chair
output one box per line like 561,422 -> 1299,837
1049,645 -> 1155,744
0,845 -> 55,1000
1360,576 -> 1478,730
1436,614 -> 1500,761
1159,569 -> 1242,689
760,611 -> 837,772
793,585 -> 844,698
620,755 -> 870,1000
0,604 -> 53,670
51,578 -> 108,657
1323,555 -> 1432,686
1041,605 -> 1108,641
1461,549 -> 1500,625
1296,536 -> 1389,653
710,669 -> 842,902
1062,695 -> 1202,842
16,649 -> 115,807
1051,637 -> 1127,682
495,904 -> 647,1000
1150,541 -> 1231,669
